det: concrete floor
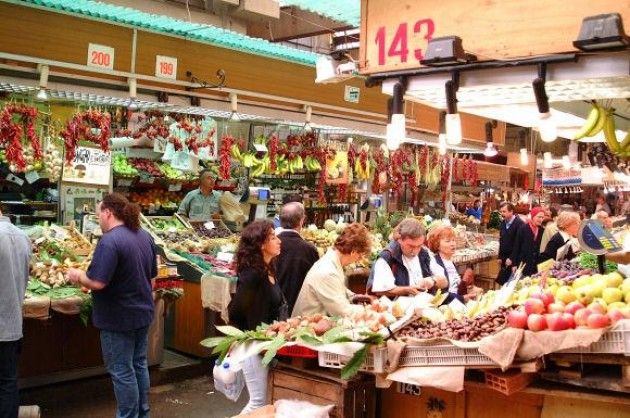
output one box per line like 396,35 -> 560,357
25,376 -> 247,418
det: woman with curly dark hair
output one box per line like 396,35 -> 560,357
228,219 -> 284,414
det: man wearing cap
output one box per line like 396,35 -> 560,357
510,206 -> 546,277
177,169 -> 223,221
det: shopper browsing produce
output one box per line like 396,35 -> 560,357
465,199 -> 483,221
177,169 -> 223,221
275,202 -> 320,314
540,211 -> 581,262
228,219 -> 285,414
496,202 -> 524,285
510,206 -> 546,277
66,193 -> 157,418
0,209 -> 32,418
292,223 -> 374,317
540,207 -> 559,253
427,225 -> 465,304
368,218 -> 439,297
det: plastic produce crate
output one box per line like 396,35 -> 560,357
559,320 -> 630,356
277,345 -> 318,359
484,369 -> 536,395
318,347 -> 388,373
397,344 -> 498,367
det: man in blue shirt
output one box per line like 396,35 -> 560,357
68,193 -> 156,418
466,200 -> 483,221
177,169 -> 223,221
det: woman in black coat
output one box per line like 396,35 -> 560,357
510,207 -> 546,277
228,219 -> 284,414
541,211 -> 581,262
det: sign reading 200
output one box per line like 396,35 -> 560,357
374,19 -> 435,66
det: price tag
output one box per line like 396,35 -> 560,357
204,221 -> 215,230
344,86 -> 360,103
87,43 -> 115,70
35,237 -> 46,245
117,179 -> 133,187
5,173 -> 24,186
25,171 -> 40,184
167,227 -> 177,233
253,143 -> 268,152
155,55 -> 178,80
168,183 -> 182,192
50,225 -> 68,240
216,252 -> 234,263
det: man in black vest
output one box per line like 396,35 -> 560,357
497,202 -> 524,285
275,202 -> 320,314
368,218 -> 442,297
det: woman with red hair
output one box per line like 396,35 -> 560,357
427,225 -> 465,304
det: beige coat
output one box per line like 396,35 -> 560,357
292,249 -> 355,317
540,221 -> 558,253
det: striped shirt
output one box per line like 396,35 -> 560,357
0,216 -> 32,341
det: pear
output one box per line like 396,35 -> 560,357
621,279 -> 630,295
605,272 -> 624,288
602,288 -> 623,304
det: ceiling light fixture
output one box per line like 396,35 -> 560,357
573,13 -> 630,51
420,36 -> 477,67
519,130 -> 529,166
36,64 -> 49,101
229,93 -> 240,122
532,64 -> 556,143
445,74 -> 462,145
303,105 -> 313,133
483,120 -> 498,158
387,81 -> 406,151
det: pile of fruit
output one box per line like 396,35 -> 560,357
112,154 -> 139,178
63,227 -> 93,255
397,306 -> 511,342
337,299 -> 405,332
191,222 -> 233,239
192,254 -> 237,277
161,231 -> 210,253
30,258 -> 89,287
128,158 -> 163,177
129,191 -> 183,212
159,163 -> 193,181
530,260 -> 591,283
508,272 -> 629,331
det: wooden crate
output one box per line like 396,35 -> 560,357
267,364 -> 376,418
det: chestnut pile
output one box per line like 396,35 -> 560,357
397,306 -> 512,342
191,222 -> 232,238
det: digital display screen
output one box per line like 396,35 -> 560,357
257,189 -> 270,201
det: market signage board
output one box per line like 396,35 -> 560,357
155,55 -> 178,80
359,0 -> 630,74
344,86 -> 360,103
87,43 -> 115,70
62,146 -> 112,186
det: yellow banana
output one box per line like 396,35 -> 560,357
574,103 -> 600,140
230,144 -> 241,160
586,104 -> 607,137
620,131 -> 630,151
603,111 -> 621,153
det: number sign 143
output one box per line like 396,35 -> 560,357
374,19 -> 435,66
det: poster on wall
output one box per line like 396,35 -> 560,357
61,185 -> 107,225
62,146 -> 112,186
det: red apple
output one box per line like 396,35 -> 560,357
607,309 -> 626,325
527,314 -> 547,331
587,301 -> 607,315
574,308 -> 593,327
531,292 -> 555,307
565,302 -> 585,315
586,313 -> 611,329
562,313 -> 576,329
547,302 -> 565,313
545,313 -> 568,331
508,310 -> 528,329
524,298 -> 546,316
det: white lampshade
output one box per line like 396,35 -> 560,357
520,148 -> 529,165
539,112 -> 557,143
543,152 -> 553,169
562,155 -> 571,169
387,114 -> 405,150
438,133 -> 447,155
445,113 -> 462,145
483,142 -> 498,157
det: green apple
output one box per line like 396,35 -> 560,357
608,302 -> 627,310
556,286 -> 577,304
603,288 -> 623,304
605,272 -> 624,288
621,279 -> 630,295
591,281 -> 606,298
547,284 -> 559,296
625,291 -> 630,304
573,276 -> 592,289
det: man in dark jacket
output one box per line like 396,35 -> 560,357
510,206 -> 546,277
496,202 -> 524,285
275,202 -> 319,313
367,218 -> 440,297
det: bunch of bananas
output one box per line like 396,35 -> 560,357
574,102 -> 630,157
304,155 -> 322,172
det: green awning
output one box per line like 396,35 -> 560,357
279,0 -> 359,28
18,0 -> 320,65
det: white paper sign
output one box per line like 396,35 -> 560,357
171,151 -> 193,172
168,183 -> 182,192
197,146 -> 211,161
87,43 -> 115,70
216,251 -> 234,263
162,142 -> 175,161
117,179 -> 133,187
62,146 -> 111,186
204,221 -> 215,230
253,143 -> 268,153
6,174 -> 24,186
344,85 -> 360,103
155,55 -> 177,80
25,171 -> 40,184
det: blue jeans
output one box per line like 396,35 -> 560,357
0,340 -> 20,418
100,326 -> 151,418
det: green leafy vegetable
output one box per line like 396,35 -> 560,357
340,345 -> 368,380
216,325 -> 246,338
262,335 -> 286,366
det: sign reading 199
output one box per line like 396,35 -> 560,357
374,19 -> 435,66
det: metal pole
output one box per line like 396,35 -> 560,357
446,153 -> 454,217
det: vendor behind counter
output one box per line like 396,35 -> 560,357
177,169 -> 223,222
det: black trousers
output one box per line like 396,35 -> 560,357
0,340 -> 20,418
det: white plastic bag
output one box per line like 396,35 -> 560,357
213,359 -> 245,402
